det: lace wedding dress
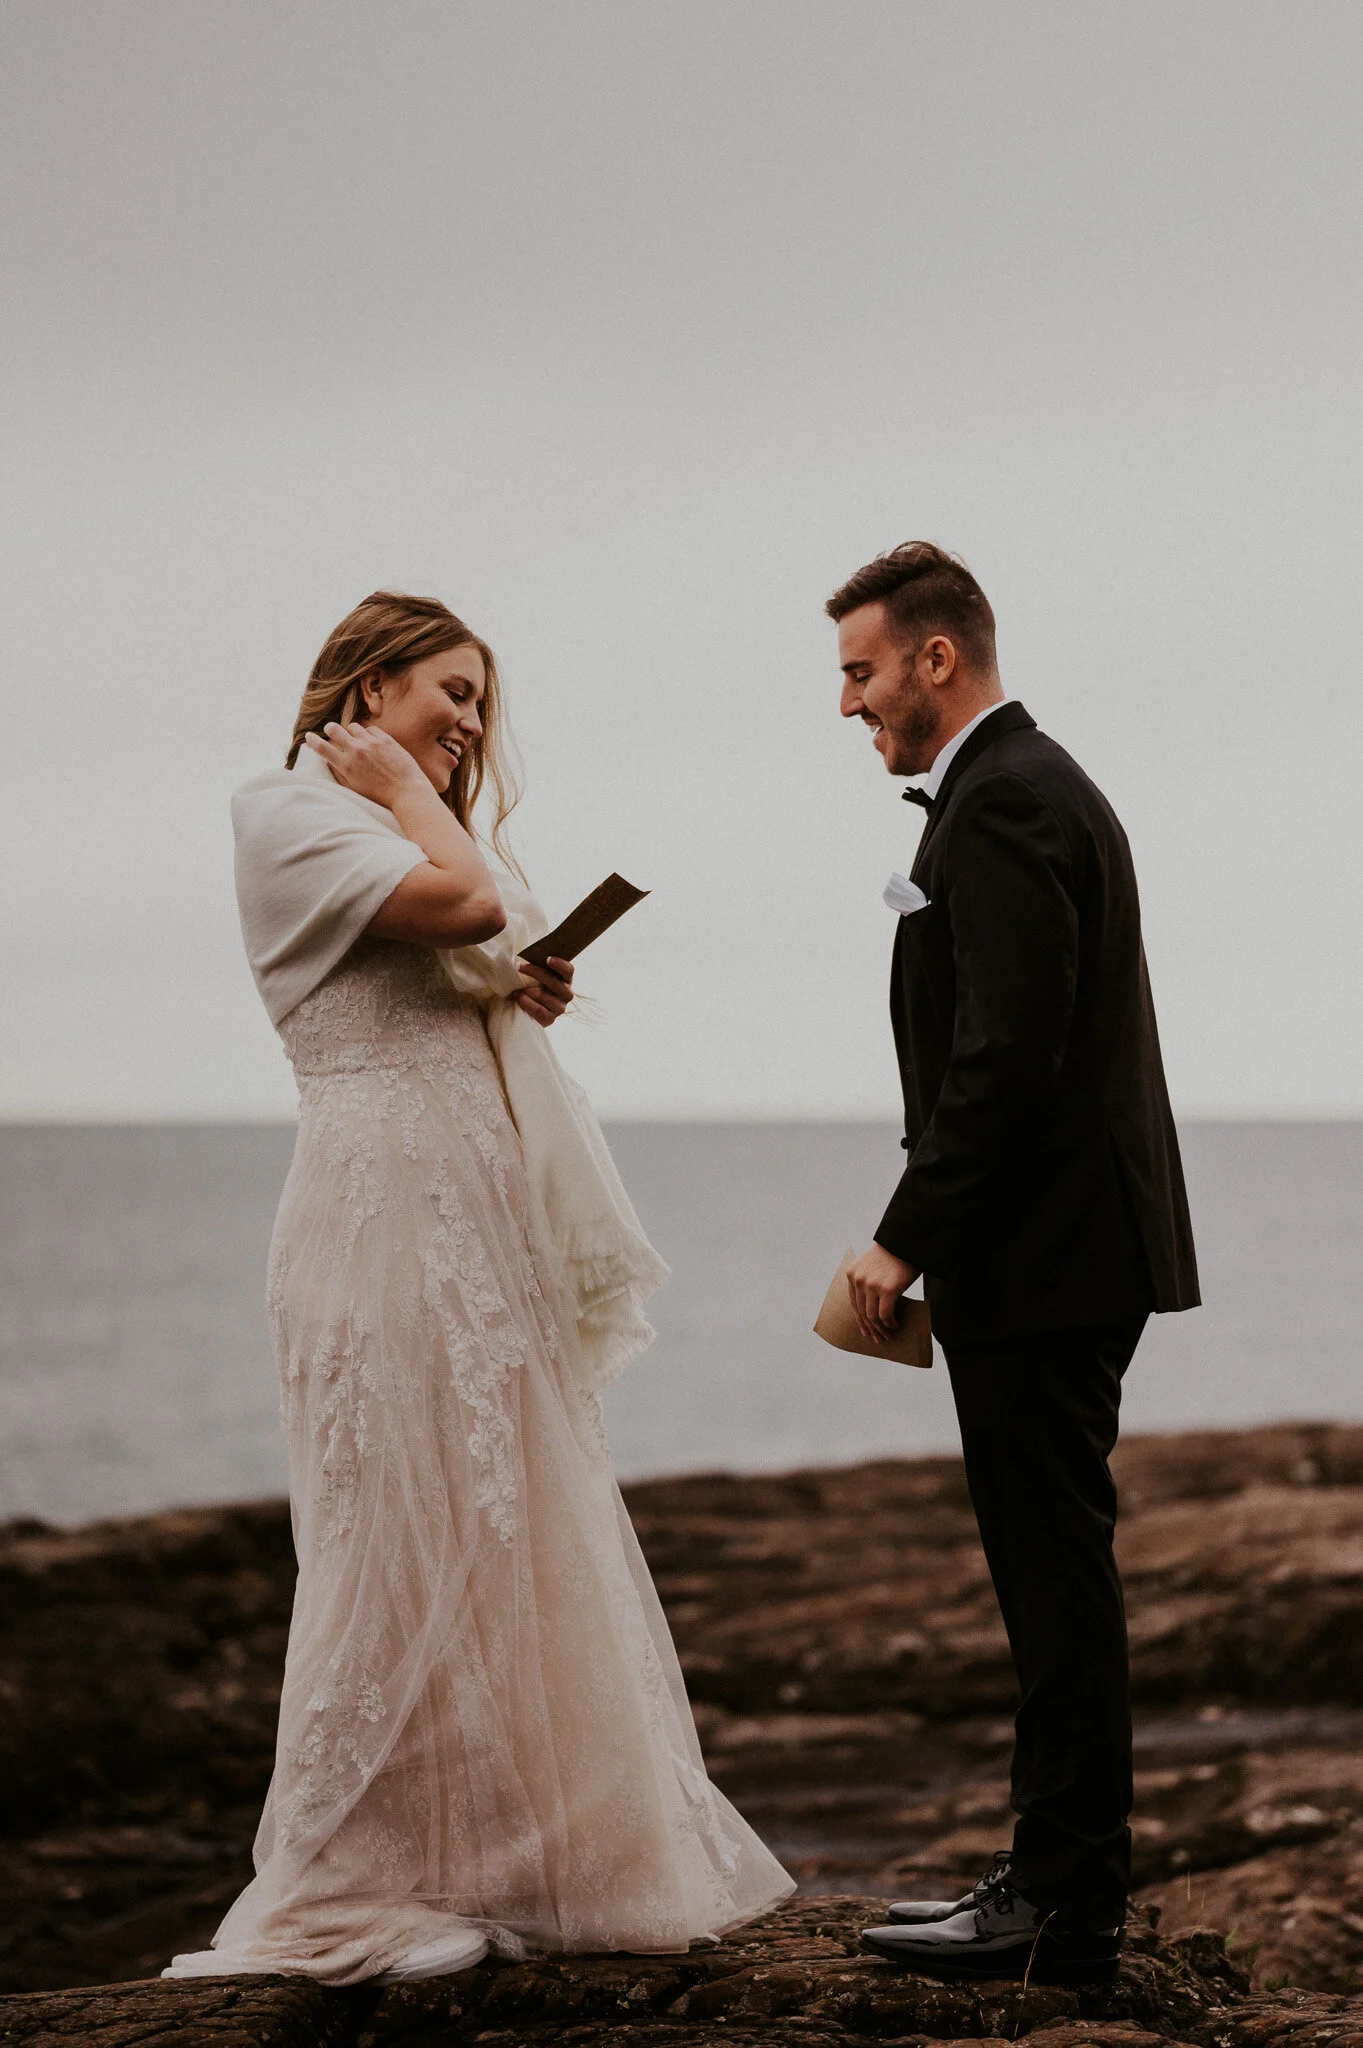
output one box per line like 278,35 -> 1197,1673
165,937 -> 792,1982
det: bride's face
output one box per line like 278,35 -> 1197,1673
361,647 -> 486,793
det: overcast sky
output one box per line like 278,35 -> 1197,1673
3,0 -> 1360,1119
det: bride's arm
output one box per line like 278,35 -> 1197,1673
304,724 -> 506,945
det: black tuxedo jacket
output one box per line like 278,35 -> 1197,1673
875,701 -> 1199,1345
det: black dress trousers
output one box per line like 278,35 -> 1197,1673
943,1312 -> 1148,1926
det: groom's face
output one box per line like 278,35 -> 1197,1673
837,603 -> 943,776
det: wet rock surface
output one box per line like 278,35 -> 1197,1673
6,1424 -> 1363,2037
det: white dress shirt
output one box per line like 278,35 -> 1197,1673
913,697 -> 1009,804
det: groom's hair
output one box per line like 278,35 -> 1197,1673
825,542 -> 997,673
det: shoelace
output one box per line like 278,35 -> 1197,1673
973,1868 -> 1019,1930
970,1852 -> 1013,1904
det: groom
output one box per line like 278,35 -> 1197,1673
830,544 -> 1199,1985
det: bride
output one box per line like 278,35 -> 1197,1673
165,590 -> 792,1985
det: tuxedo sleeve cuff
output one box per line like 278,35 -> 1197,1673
873,1214 -> 929,1273
876,1173 -> 965,1277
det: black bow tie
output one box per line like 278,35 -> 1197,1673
902,786 -> 934,813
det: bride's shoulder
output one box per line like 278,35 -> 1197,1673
232,766 -> 300,822
232,764 -> 294,804
232,750 -> 339,816
231,755 -> 404,889
234,744 -> 332,795
230,757 -> 352,863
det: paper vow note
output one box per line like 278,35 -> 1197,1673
813,1247 -> 933,1370
519,873 -> 650,969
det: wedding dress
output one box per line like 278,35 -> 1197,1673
165,772 -> 793,1984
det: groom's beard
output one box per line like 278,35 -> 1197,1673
885,668 -> 942,776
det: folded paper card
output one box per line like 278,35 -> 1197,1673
883,871 -> 930,916
813,1247 -> 933,1369
520,874 -> 649,969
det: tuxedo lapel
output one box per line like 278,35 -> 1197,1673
909,701 -> 1036,876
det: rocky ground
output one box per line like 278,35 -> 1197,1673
7,1422 -> 1363,2041
0,1894 -> 1326,2048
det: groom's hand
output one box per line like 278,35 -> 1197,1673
848,1244 -> 919,1343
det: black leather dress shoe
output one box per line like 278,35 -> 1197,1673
885,1850 -> 1012,1925
863,1872 -> 1121,1984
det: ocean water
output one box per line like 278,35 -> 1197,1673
1,1120 -> 1360,1525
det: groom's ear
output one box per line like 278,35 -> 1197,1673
919,635 -> 959,688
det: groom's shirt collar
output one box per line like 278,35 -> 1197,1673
911,697 -> 1009,804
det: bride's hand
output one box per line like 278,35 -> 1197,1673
514,957 -> 574,1027
305,723 -> 428,808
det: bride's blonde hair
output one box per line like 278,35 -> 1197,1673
289,590 -> 522,870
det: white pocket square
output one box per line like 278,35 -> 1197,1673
883,871 -> 930,916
